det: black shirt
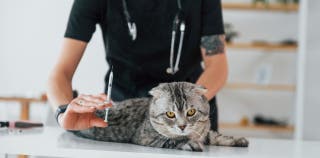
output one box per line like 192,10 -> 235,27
65,0 -> 224,101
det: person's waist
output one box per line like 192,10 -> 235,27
112,64 -> 202,84
106,64 -> 202,101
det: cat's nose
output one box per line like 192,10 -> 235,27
178,125 -> 186,131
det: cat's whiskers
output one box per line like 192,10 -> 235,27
189,129 -> 203,140
151,120 -> 165,126
188,122 -> 208,141
198,118 -> 210,123
195,128 -> 205,140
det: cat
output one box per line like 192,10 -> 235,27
72,82 -> 248,151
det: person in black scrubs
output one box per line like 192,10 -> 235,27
47,0 -> 228,132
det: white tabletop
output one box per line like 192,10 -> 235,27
0,127 -> 319,158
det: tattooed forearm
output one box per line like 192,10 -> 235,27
201,35 -> 225,56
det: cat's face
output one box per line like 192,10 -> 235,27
149,82 -> 210,140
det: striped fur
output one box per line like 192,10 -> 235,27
72,82 -> 248,151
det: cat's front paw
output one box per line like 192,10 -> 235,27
180,141 -> 204,152
233,137 -> 249,147
208,131 -> 249,147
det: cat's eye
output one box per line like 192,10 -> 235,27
187,109 -> 196,117
166,112 -> 176,118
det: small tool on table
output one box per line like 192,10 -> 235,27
104,68 -> 113,122
0,121 -> 43,129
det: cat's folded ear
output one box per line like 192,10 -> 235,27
149,87 -> 161,98
193,85 -> 208,95
149,83 -> 166,98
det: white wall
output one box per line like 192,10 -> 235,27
0,0 -> 107,96
0,0 -> 107,121
301,0 -> 320,140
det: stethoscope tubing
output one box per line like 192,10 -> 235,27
174,22 -> 185,72
122,0 -> 185,75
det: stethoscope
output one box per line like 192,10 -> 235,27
122,0 -> 186,75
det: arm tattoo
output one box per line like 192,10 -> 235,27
201,35 -> 225,56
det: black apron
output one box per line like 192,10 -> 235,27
103,0 -> 218,131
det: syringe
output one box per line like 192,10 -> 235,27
104,69 -> 113,122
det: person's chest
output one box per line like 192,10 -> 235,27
103,0 -> 201,42
101,0 -> 203,75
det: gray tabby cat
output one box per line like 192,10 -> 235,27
72,82 -> 248,151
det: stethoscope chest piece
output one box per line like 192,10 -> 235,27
166,67 -> 179,75
128,22 -> 137,41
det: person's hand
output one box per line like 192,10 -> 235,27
58,94 -> 112,131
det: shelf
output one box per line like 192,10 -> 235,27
0,96 -> 46,103
0,95 -> 47,120
224,83 -> 296,92
222,3 -> 299,12
220,123 -> 294,133
227,43 -> 297,52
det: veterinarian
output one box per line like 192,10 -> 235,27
47,0 -> 227,132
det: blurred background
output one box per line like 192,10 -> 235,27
0,0 -> 319,142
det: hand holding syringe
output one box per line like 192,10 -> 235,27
56,69 -> 113,130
